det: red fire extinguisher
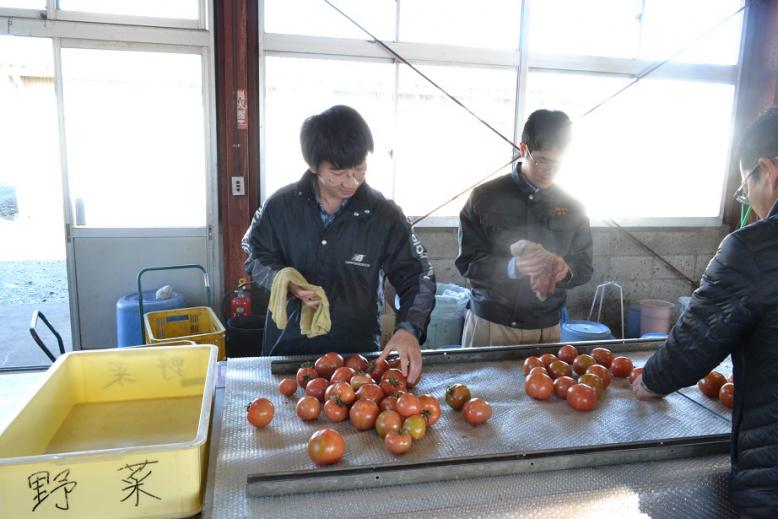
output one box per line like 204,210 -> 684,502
229,279 -> 252,318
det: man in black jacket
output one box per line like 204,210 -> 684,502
242,105 -> 435,384
455,109 -> 593,346
633,107 -> 778,518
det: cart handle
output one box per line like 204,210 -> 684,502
30,310 -> 66,363
137,264 -> 211,343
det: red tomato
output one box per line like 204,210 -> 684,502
296,395 -> 321,421
350,373 -> 374,391
553,376 -> 576,399
296,366 -> 318,388
246,398 -> 274,428
462,398 -> 492,425
403,414 -> 427,440
345,354 -> 369,372
557,344 -> 578,364
540,353 -> 558,368
375,410 -> 402,438
305,377 -> 329,401
356,383 -> 384,403
591,347 -> 614,368
578,373 -> 605,399
323,398 -> 348,422
396,393 -> 421,418
380,395 -> 398,412
525,372 -> 554,400
573,354 -> 595,375
369,358 -> 389,381
278,378 -> 297,397
628,367 -> 644,384
698,371 -> 727,398
523,356 -> 544,375
350,399 -> 380,430
330,366 -> 356,385
445,384 -> 471,410
547,360 -> 573,380
324,381 -> 355,405
528,366 -> 549,378
384,431 -> 412,455
567,383 -> 597,411
610,356 -> 634,378
719,382 -> 734,408
315,352 -> 344,380
418,394 -> 442,426
307,428 -> 345,465
380,369 -> 408,396
585,364 -> 612,388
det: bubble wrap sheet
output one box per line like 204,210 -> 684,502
205,351 -> 735,518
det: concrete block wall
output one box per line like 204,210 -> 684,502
415,225 -> 730,336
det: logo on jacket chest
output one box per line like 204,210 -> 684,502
346,253 -> 371,268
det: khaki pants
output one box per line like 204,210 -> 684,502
461,310 -> 561,347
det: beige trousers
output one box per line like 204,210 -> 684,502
461,310 -> 561,347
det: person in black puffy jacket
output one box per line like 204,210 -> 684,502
242,105 -> 435,384
633,107 -> 778,518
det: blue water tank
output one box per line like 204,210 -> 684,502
561,320 -> 614,343
116,290 -> 186,347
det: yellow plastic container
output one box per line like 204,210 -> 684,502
0,344 -> 217,519
144,306 -> 226,360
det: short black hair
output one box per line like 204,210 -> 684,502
738,107 -> 778,168
521,109 -> 572,152
300,105 -> 374,171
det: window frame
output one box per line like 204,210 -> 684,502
257,0 -> 745,227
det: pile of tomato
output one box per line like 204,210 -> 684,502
698,370 -> 734,408
522,345 -> 640,411
248,352 -> 449,465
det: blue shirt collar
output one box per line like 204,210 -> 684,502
511,163 -> 540,194
312,177 -> 350,227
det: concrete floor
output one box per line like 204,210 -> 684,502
0,302 -> 72,369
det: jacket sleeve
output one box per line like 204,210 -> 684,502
381,206 -> 436,341
455,192 -> 513,284
557,215 -> 593,289
642,233 -> 759,395
241,201 -> 287,291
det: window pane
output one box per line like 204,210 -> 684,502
640,0 -> 743,65
0,0 -> 43,8
264,57 -> 395,200
396,65 -> 517,216
59,0 -> 198,19
525,71 -> 734,219
62,49 -> 206,227
399,0 -> 521,49
0,35 -> 73,366
529,0 -> 641,58
264,0 -> 395,40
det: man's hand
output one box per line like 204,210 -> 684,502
288,282 -> 321,310
515,249 -> 549,277
631,372 -> 663,400
549,254 -> 571,282
379,329 -> 422,385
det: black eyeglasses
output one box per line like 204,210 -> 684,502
734,156 -> 778,205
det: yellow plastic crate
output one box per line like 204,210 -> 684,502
0,344 -> 217,519
144,306 -> 226,360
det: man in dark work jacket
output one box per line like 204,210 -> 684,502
634,107 -> 778,518
242,105 -> 435,384
456,109 -> 593,346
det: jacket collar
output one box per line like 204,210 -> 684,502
769,198 -> 778,219
295,170 -> 375,219
511,163 -> 540,194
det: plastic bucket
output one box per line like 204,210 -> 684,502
226,314 -> 264,358
560,320 -> 613,342
116,290 -> 185,347
639,299 -> 675,335
626,305 -> 641,338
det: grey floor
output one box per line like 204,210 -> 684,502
0,302 -> 72,369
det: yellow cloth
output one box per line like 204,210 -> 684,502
269,267 -> 331,338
